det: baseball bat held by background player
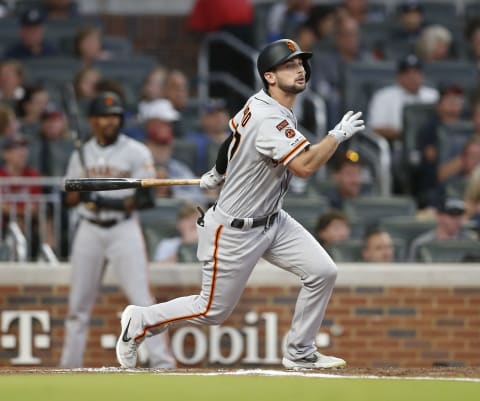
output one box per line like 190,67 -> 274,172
63,178 -> 201,192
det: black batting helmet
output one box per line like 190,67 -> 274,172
257,39 -> 312,88
88,91 -> 124,117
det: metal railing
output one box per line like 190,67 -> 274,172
0,176 -> 64,263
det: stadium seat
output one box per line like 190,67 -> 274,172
436,121 -> 474,165
329,237 -> 406,262
417,239 -> 480,263
343,61 -> 396,116
139,199 -> 185,260
379,216 -> 436,251
423,61 -> 478,92
173,140 -> 198,173
343,196 -> 417,225
94,56 -> 157,87
23,57 -> 83,86
177,243 -> 198,263
283,197 -> 330,234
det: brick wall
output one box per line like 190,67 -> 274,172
1,262 -> 479,368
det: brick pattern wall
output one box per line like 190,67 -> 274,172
1,283 -> 479,368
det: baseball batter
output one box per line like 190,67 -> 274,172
116,39 -> 364,370
60,91 -> 175,369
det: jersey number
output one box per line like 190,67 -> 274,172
241,105 -> 251,127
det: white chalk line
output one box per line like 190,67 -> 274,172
5,367 -> 480,383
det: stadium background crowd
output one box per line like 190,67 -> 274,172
1,0 -> 480,264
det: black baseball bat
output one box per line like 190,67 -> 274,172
64,178 -> 201,192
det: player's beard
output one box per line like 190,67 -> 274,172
277,79 -> 306,95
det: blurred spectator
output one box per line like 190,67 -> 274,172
338,0 -> 386,24
0,0 -> 10,18
185,98 -> 230,174
311,15 -> 373,127
361,227 -> 395,263
73,26 -> 112,66
408,198 -> 476,261
465,18 -> 480,71
153,202 -> 199,263
414,85 -> 465,208
464,165 -> 480,236
325,150 -> 370,209
367,54 -> 438,141
187,0 -> 254,45
438,138 -> 480,195
0,134 -> 42,256
35,106 -> 70,176
44,0 -> 79,19
304,4 -> 336,44
0,104 -> 19,137
4,7 -> 58,60
266,0 -> 312,43
17,85 -> 51,127
138,66 -> 168,112
0,60 -> 25,103
73,66 -> 101,103
415,24 -> 453,62
163,70 -> 190,138
187,0 -> 254,108
315,209 -> 351,252
141,99 -> 205,204
389,0 -> 426,51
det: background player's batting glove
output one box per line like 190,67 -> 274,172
200,166 -> 224,189
328,111 -> 365,143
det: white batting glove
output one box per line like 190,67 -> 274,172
200,166 -> 224,189
328,111 -> 365,143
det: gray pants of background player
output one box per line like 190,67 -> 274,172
134,207 -> 337,361
60,218 -> 175,368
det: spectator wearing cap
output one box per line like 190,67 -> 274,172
413,84 -> 465,208
4,7 -> 57,60
407,198 -> 477,261
0,134 -> 42,256
0,60 -> 25,103
325,150 -> 372,210
367,54 -> 438,142
141,99 -> 206,205
185,98 -> 230,174
389,0 -> 426,46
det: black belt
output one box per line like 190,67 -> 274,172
84,218 -> 123,228
231,212 -> 278,229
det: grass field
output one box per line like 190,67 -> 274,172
1,371 -> 479,401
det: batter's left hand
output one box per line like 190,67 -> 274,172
328,111 -> 365,143
200,166 -> 224,189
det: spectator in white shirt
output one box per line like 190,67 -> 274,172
367,54 -> 438,141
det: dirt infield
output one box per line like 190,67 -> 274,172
1,366 -> 479,379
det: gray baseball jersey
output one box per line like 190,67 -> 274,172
128,90 -> 339,363
60,133 -> 175,368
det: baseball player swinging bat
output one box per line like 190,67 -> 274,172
63,177 -> 201,192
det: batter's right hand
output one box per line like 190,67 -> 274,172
328,111 -> 365,143
200,166 -> 224,189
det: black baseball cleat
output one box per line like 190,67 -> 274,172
282,351 -> 346,370
116,305 -> 141,368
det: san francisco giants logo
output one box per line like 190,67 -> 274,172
105,95 -> 115,106
286,40 -> 296,52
